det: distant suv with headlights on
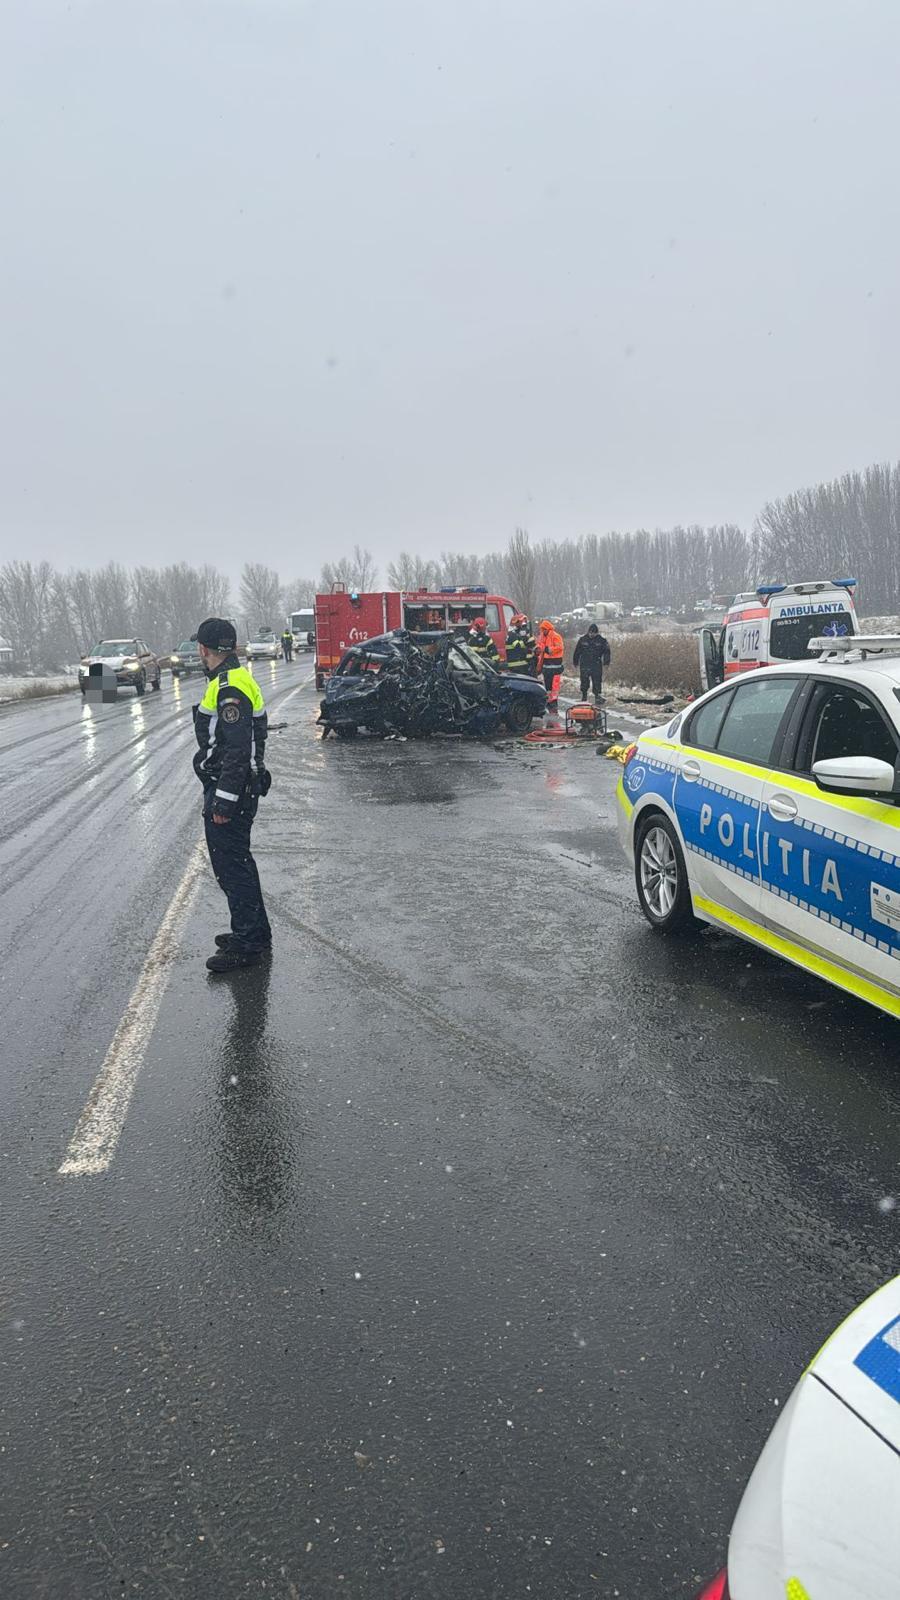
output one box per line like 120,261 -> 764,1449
169,639 -> 204,678
78,638 -> 162,695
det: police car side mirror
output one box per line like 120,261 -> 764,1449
812,755 -> 897,796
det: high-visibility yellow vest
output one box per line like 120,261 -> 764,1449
199,665 -> 266,716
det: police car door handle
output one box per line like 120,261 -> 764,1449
681,758 -> 701,782
767,792 -> 798,821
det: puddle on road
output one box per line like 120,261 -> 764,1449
546,826 -> 623,868
326,741 -> 499,808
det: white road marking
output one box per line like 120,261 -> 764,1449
58,845 -> 205,1176
275,672 -> 314,711
59,669 -> 312,1177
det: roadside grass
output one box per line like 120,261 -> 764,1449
591,631 -> 701,695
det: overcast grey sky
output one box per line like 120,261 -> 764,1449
2,0 -> 899,582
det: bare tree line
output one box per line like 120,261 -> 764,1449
752,461 -> 900,613
6,456 -> 900,670
0,560 -> 317,672
383,526 -> 749,616
371,459 -> 900,616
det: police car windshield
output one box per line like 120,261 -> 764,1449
94,640 -> 135,655
770,610 -> 852,660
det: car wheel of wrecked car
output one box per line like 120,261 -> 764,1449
335,724 -> 358,739
504,699 -> 533,734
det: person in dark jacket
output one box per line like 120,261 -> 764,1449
467,617 -> 500,666
504,613 -> 536,675
572,623 -> 610,702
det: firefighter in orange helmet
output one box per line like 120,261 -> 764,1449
535,620 -> 565,711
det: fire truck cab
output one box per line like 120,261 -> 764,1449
314,586 -> 519,688
699,579 -> 859,690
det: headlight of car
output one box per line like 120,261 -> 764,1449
171,654 -> 180,663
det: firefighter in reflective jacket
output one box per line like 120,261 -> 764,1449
536,620 -> 565,710
505,613 -> 536,675
192,617 -> 272,972
467,616 -> 501,666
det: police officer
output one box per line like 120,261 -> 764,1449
192,618 -> 272,973
280,629 -> 293,662
504,613 -> 536,675
467,616 -> 501,666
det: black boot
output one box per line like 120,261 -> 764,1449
206,947 -> 261,973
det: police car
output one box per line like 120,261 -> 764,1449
618,635 -> 900,1020
696,1274 -> 900,1599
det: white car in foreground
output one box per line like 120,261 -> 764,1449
245,630 -> 280,661
618,636 -> 900,1020
696,1275 -> 900,1599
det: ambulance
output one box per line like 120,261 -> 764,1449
699,579 -> 858,690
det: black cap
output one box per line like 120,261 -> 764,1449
588,623 -> 599,633
192,617 -> 237,651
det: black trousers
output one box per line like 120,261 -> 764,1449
282,643 -> 293,660
204,798 -> 272,952
580,668 -> 603,699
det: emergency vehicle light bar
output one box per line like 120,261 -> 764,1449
809,634 -> 900,658
757,579 -> 857,598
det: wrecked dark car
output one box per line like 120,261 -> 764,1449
318,630 -> 547,739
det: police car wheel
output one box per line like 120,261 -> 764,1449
635,815 -> 697,934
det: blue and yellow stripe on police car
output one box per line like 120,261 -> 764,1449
641,736 -> 900,829
616,775 -> 633,817
693,892 -> 900,1019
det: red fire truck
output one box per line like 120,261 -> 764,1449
314,586 -> 520,687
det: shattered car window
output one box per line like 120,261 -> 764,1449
449,641 -> 493,676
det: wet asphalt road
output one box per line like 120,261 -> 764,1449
1,663 -> 898,1599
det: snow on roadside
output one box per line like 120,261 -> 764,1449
0,674 -> 81,704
